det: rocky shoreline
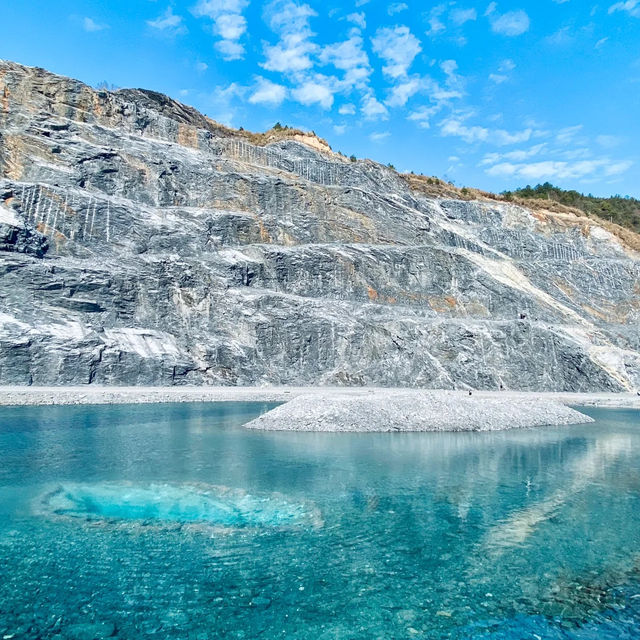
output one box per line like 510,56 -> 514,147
0,386 -> 637,410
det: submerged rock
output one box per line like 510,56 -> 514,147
0,60 -> 639,390
39,482 -> 320,530
244,392 -> 594,432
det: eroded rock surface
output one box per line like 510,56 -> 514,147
0,60 -> 639,389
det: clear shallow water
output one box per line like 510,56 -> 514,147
0,402 -> 639,640
40,482 -> 318,529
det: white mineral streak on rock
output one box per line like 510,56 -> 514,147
459,249 -> 588,326
103,328 -> 180,358
0,313 -> 31,332
244,391 -> 594,432
0,203 -> 22,227
41,321 -> 90,341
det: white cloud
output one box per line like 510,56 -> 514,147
370,131 -> 390,141
545,26 -> 574,45
490,10 -> 530,36
605,160 -> 634,174
608,0 -> 640,16
320,34 -> 371,89
556,124 -> 583,144
485,158 -> 633,180
83,17 -> 108,32
440,116 -> 533,145
263,34 -> 316,72
495,129 -> 533,145
261,0 -> 318,74
195,0 -> 249,13
195,62 -> 209,72
429,85 -> 464,101
480,144 -> 547,165
440,117 -> 489,143
362,94 -> 389,120
339,103 -> 356,115
266,0 -> 316,34
595,37 -> 609,48
216,40 -> 245,60
214,13 -> 247,39
206,82 -> 245,126
440,59 -> 465,95
346,12 -> 366,29
596,134 -> 623,148
440,59 -> 458,76
427,5 -> 447,35
388,3 -> 408,15
147,8 -> 186,34
485,2 -> 497,16
292,79 -> 334,109
386,76 -> 424,107
407,105 -> 440,128
562,147 -> 592,160
488,59 -> 515,84
193,0 -> 249,60
248,77 -> 287,106
333,124 -> 347,135
450,8 -> 477,25
371,26 -> 422,78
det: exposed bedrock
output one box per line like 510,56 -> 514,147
0,60 -> 639,390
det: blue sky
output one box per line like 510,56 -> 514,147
3,0 -> 640,197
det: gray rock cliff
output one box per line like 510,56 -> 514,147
0,60 -> 639,389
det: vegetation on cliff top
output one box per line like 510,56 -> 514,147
403,173 -> 640,251
502,183 -> 640,234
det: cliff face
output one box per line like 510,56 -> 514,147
0,60 -> 639,390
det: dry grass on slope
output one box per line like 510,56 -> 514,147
402,173 -> 640,254
206,119 -> 337,156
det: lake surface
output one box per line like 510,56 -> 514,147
0,402 -> 639,639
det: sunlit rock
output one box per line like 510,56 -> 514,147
0,60 -> 638,390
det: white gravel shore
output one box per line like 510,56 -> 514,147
0,386 -> 638,409
1,386 -> 636,431
0,385 -> 640,409
244,392 -> 594,432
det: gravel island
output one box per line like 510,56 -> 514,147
244,391 -> 594,432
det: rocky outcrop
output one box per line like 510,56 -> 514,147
0,60 -> 639,390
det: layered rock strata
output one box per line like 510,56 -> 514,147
1,60 -> 639,390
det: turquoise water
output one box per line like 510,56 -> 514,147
0,402 -> 639,639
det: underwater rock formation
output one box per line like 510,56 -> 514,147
0,60 -> 639,390
40,483 -> 318,529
